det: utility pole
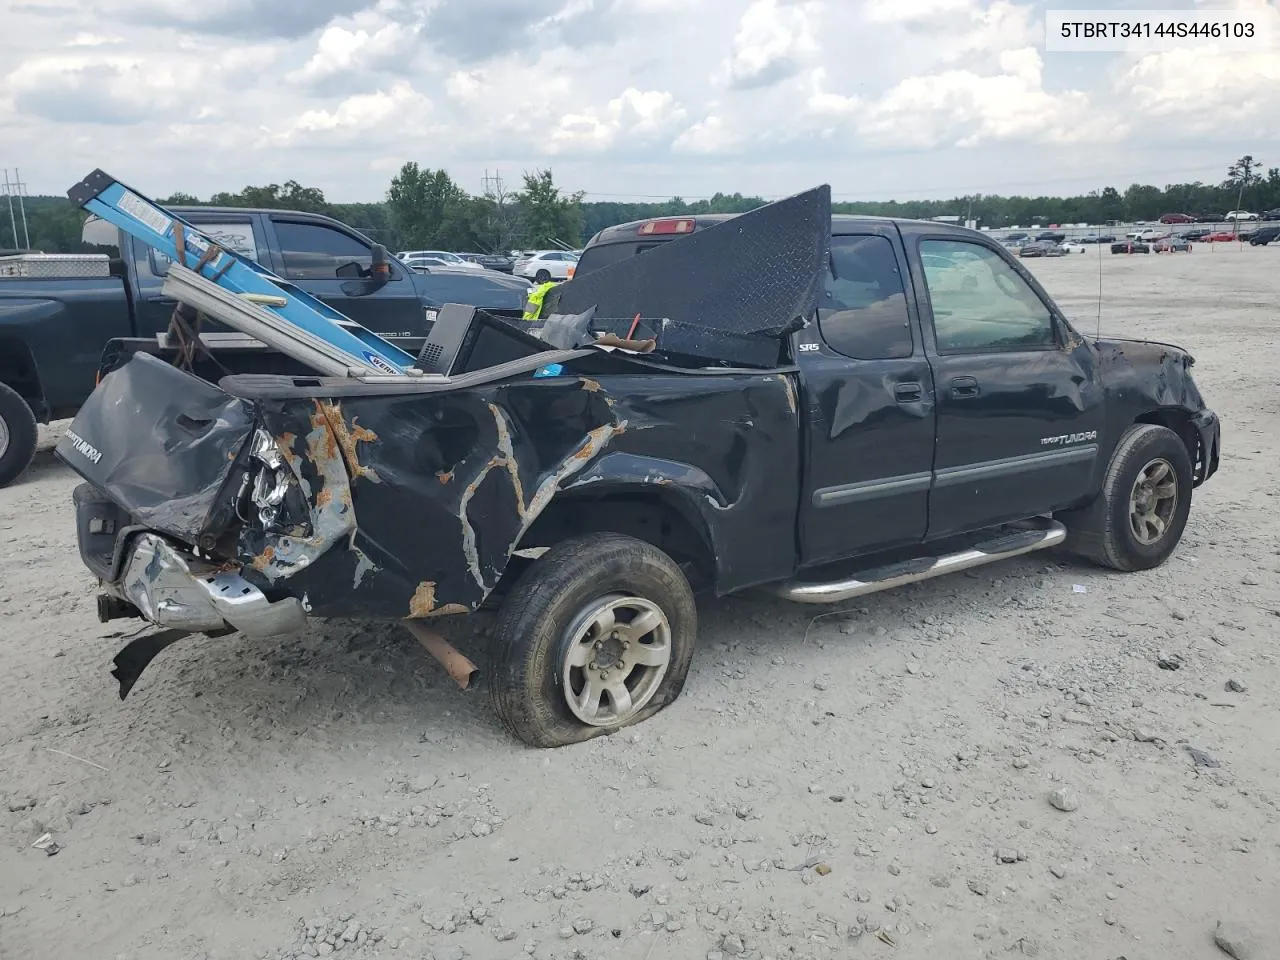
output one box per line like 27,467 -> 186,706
1,168 -> 31,249
481,169 -> 515,253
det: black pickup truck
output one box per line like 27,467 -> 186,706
0,207 -> 531,487
56,186 -> 1221,748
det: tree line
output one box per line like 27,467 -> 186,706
7,155 -> 1276,255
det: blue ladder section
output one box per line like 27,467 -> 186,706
67,169 -> 418,376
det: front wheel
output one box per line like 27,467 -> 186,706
1060,423 -> 1193,572
0,382 -> 38,488
487,533 -> 697,747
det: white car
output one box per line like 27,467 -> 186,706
1224,211 -> 1259,222
512,250 -> 579,283
1060,241 -> 1089,253
396,250 -> 485,270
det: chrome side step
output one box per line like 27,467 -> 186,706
772,518 -> 1067,604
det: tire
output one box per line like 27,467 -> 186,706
534,269 -> 551,284
0,382 -> 38,488
487,533 -> 697,748
1060,423 -> 1193,572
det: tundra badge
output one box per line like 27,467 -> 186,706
1040,430 -> 1098,447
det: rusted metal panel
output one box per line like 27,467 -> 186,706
223,364 -> 802,618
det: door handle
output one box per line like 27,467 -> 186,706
894,381 -> 923,403
949,376 -> 980,399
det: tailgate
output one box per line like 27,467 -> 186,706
55,352 -> 256,544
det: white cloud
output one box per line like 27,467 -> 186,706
289,19 -> 420,86
805,68 -> 859,118
863,0 -> 972,22
547,88 -> 686,152
65,33 -> 125,47
3,0 -> 1280,203
727,0 -> 820,89
286,81 -> 432,139
1119,3 -> 1280,130
673,115 -> 740,154
855,48 -> 1112,150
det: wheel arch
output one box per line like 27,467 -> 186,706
0,337 -> 46,419
1132,408 -> 1203,480
515,483 -> 720,593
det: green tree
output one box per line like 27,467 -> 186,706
1225,154 -> 1263,215
1122,183 -> 1163,221
517,169 -> 584,248
386,162 -> 474,250
209,180 -> 329,213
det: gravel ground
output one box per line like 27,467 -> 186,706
1,245 -> 1278,960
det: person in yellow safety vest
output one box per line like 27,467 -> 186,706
522,280 -> 560,320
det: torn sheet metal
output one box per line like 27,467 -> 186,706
549,186 -> 832,339
54,352 -> 256,543
68,350 -> 805,628
218,363 -> 802,618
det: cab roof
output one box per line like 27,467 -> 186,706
585,212 -> 978,248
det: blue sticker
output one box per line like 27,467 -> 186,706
533,363 -> 563,378
363,352 -> 400,375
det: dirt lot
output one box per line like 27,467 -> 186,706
1,245 -> 1277,960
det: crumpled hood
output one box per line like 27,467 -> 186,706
1088,335 -> 1195,368
1088,335 -> 1204,411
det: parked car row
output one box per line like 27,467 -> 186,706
1158,210 -> 1280,223
512,249 -> 580,283
1011,224 -> 1280,257
395,248 -> 584,280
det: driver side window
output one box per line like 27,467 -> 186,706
920,240 -> 1055,353
274,220 -> 395,280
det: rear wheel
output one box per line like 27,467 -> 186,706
0,382 -> 38,488
487,533 -> 697,747
534,269 -> 552,284
1060,423 -> 1193,571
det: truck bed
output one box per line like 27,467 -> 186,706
60,350 -> 802,624
0,275 -> 135,419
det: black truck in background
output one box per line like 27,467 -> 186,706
0,207 -> 532,487
57,186 -> 1222,747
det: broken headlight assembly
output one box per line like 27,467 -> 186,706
235,427 -> 312,539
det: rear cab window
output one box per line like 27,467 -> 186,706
818,235 -> 914,360
148,221 -> 261,277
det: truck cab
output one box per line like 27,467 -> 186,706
576,213 -> 1219,564
89,206 -> 531,341
0,205 -> 531,487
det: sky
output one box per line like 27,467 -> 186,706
2,0 -> 1279,204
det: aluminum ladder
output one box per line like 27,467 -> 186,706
67,169 -> 422,378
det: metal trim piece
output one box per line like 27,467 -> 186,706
115,533 -> 307,637
162,263 -> 391,378
812,471 -> 933,508
772,518 -> 1067,604
933,445 -> 1097,488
